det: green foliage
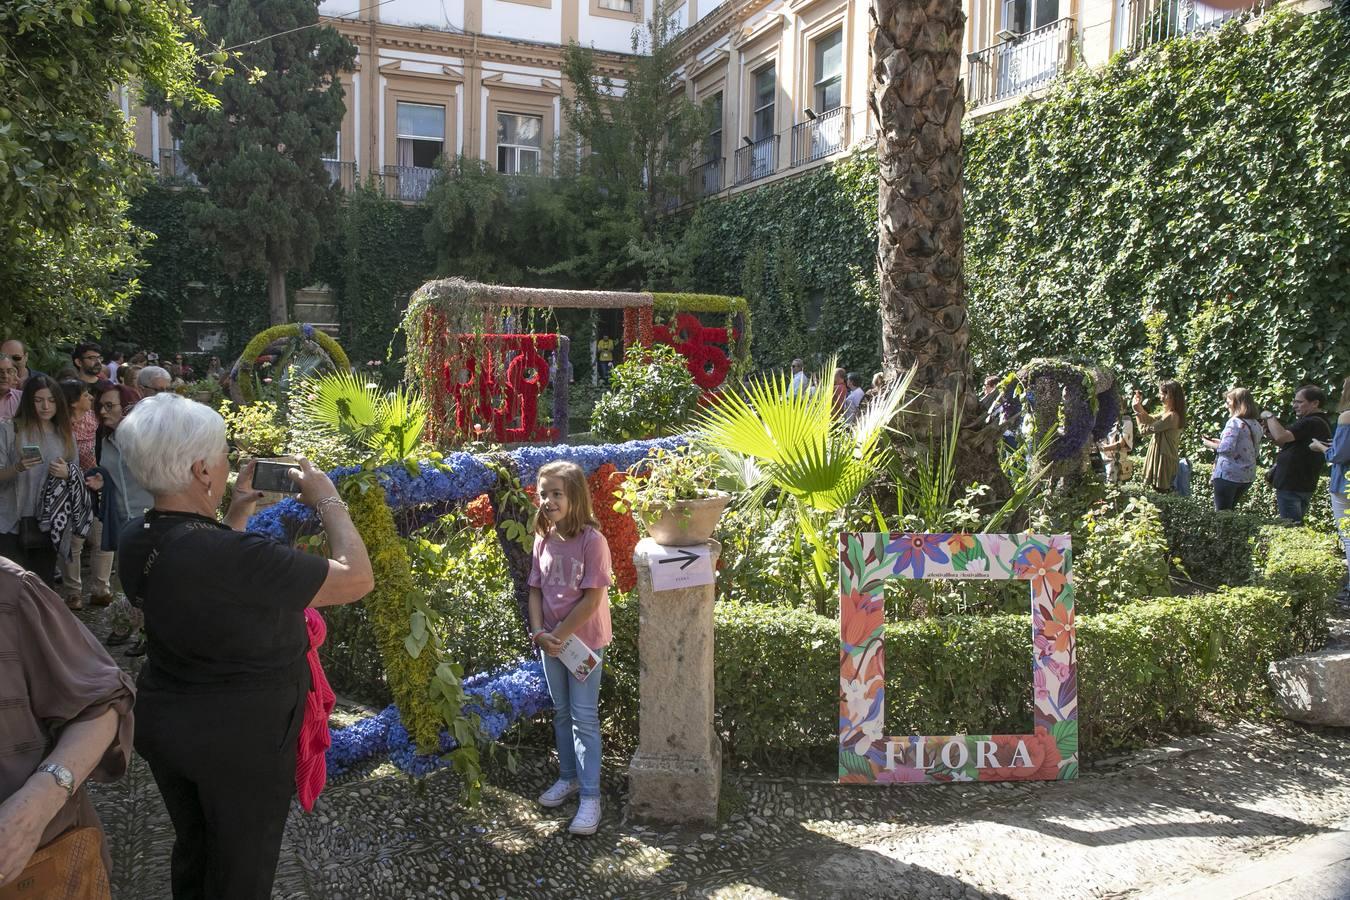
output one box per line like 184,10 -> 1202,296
1186,459 -> 1336,532
1256,524 -> 1342,652
0,0 -> 214,347
292,369 -> 426,463
616,445 -> 723,525
1148,490 -> 1266,587
590,343 -> 700,440
220,399 -> 288,457
679,151 -> 880,373
347,477 -> 484,800
422,157 -> 590,285
561,2 -> 709,282
964,10 -> 1350,427
163,0 -> 356,322
1077,587 -> 1291,753
1072,494 -> 1171,614
697,359 -> 913,610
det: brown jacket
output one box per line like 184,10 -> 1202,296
0,557 -> 135,875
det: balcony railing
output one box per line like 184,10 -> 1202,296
691,157 -> 724,198
734,135 -> 780,186
791,106 -> 849,167
966,17 -> 1073,109
323,159 -> 356,190
1117,0 -> 1263,52
383,165 -> 438,202
158,148 -> 199,185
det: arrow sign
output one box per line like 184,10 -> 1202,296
642,540 -> 715,592
657,548 -> 700,570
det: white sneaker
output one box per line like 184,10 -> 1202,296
537,779 -> 579,808
569,797 -> 602,835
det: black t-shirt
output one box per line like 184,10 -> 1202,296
118,510 -> 329,692
1271,412 -> 1333,493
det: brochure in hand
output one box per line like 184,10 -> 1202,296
557,634 -> 601,682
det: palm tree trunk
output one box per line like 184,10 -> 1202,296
871,0 -> 1005,485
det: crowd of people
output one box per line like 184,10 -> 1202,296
0,338 -> 619,898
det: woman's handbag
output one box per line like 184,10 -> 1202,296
17,516 -> 46,552
0,826 -> 109,900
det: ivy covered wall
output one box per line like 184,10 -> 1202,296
680,153 -> 882,376
964,9 -> 1350,418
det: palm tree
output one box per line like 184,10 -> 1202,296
871,0 -> 1003,481
696,358 -> 914,612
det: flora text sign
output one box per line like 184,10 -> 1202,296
838,533 -> 1078,784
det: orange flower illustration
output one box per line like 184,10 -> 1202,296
1040,601 -> 1075,655
946,533 -> 977,554
1017,546 -> 1067,600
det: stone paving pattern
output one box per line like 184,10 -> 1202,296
81,608 -> 1350,899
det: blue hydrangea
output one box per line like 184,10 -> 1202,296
327,658 -> 555,777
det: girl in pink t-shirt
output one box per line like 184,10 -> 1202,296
527,460 -> 612,835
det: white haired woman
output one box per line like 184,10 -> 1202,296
113,394 -> 373,900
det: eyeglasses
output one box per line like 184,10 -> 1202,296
8,354 -> 23,362
98,402 -> 122,412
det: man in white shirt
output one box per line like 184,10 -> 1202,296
844,372 -> 865,423
788,358 -> 807,396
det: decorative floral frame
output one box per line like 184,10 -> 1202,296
839,532 -> 1078,784
232,323 -> 351,403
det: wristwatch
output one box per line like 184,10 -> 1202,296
36,763 -> 75,798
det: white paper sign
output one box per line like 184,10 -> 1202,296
643,540 -> 716,592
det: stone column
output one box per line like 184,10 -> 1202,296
627,538 -> 721,823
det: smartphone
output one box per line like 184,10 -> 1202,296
20,445 -> 41,464
251,460 -> 297,493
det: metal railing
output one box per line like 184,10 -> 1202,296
382,165 -> 438,201
966,17 -> 1074,109
691,157 -> 724,197
734,135 -> 779,185
1118,0 -> 1263,52
323,159 -> 356,190
158,148 -> 199,185
791,105 -> 849,167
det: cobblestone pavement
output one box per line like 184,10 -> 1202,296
82,607 -> 1350,900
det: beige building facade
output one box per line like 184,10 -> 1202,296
129,0 -> 1272,201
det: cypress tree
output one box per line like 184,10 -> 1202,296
169,0 -> 355,324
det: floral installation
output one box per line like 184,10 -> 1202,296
652,292 -> 753,381
232,324 -> 351,403
327,658 -> 553,777
588,463 -> 638,592
838,532 -> 1079,785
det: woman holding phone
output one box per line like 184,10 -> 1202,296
0,375 -> 78,583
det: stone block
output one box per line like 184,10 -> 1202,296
1268,649 -> 1350,726
628,733 -> 722,824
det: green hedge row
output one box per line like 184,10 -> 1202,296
606,517 -> 1339,758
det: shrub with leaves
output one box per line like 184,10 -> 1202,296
590,343 -> 700,441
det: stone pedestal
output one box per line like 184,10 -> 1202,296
627,538 -> 721,824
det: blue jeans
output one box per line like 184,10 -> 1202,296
1275,490 -> 1314,523
541,648 -> 605,799
1212,477 -> 1252,511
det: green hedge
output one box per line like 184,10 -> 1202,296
1149,491 -> 1267,587
1257,525 -> 1342,652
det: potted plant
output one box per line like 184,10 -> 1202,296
617,445 -> 731,545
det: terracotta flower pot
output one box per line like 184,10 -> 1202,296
638,491 -> 731,546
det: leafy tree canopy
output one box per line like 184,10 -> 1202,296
163,0 -> 355,323
0,0 -> 217,347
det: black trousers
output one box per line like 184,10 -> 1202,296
0,531 -> 60,589
134,679 -> 306,900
